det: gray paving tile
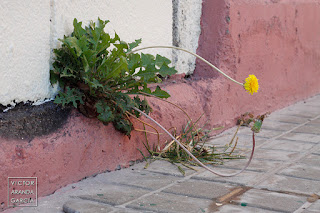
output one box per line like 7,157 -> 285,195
279,132 -> 320,143
127,192 -> 211,213
9,204 -> 64,213
238,127 -> 283,139
267,113 -> 311,124
260,139 -> 315,152
270,108 -> 317,119
94,169 -> 181,190
293,125 -> 320,135
162,179 -> 234,200
302,200 -> 320,213
253,149 -> 299,161
261,120 -> 299,131
144,159 -> 200,177
207,133 -> 238,147
258,175 -> 320,195
218,158 -> 283,172
300,154 -> 320,167
307,117 -> 320,126
312,148 -> 320,155
302,95 -> 320,107
237,134 -> 268,147
285,105 -> 320,118
304,94 -> 320,106
63,199 -> 114,213
217,204 -> 280,213
113,207 -> 155,213
234,189 -> 306,212
76,184 -> 151,206
277,164 -> 320,181
191,168 -> 262,186
207,127 -> 267,147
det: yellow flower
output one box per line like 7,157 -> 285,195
244,75 -> 259,95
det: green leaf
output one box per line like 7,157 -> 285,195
89,78 -> 104,89
141,53 -> 155,67
113,117 -> 132,136
64,37 -> 83,57
135,66 -> 157,82
73,18 -> 87,38
105,56 -> 128,79
251,119 -> 263,133
133,96 -> 151,117
54,87 -> 84,108
155,54 -> 171,67
97,33 -> 111,54
152,86 -> 170,99
158,64 -> 177,77
127,54 -> 141,73
114,41 -> 129,51
50,70 -> 60,85
128,39 -> 142,51
96,101 -> 114,123
60,67 -> 76,78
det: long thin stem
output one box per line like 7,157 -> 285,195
133,107 -> 255,177
127,46 -> 243,86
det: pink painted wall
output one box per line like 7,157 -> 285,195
195,0 -> 320,109
2,0 -> 320,209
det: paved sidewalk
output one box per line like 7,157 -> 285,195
5,95 -> 320,213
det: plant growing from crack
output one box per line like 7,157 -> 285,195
51,18 -> 261,177
51,18 -> 177,136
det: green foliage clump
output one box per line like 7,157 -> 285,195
50,18 -> 177,136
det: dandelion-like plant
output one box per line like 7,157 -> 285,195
128,45 -> 260,177
53,18 -> 260,177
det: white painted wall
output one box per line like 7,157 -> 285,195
0,0 -> 202,106
0,0 -> 52,106
51,0 -> 173,61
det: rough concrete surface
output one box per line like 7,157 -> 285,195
4,94 -> 320,213
0,102 -> 70,140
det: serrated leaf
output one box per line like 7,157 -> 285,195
105,56 -> 128,79
73,18 -> 87,38
64,37 -> 83,57
135,66 -> 157,82
90,18 -> 109,50
97,33 -> 111,54
158,64 -> 177,77
133,96 -> 151,117
113,117 -> 132,137
152,86 -> 170,99
128,39 -> 142,51
155,54 -> 171,67
60,67 -> 76,78
96,101 -> 114,123
50,70 -> 60,85
114,41 -> 128,51
89,78 -> 104,89
141,53 -> 155,67
127,53 -> 141,73
54,87 -> 84,108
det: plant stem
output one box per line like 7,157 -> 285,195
133,107 -> 255,177
127,46 -> 243,86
